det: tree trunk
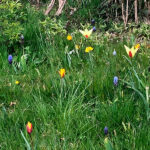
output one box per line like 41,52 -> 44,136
122,0 -> 125,25
45,0 -> 66,16
55,0 -> 66,16
45,0 -> 55,15
121,0 -> 128,27
134,0 -> 138,24
148,1 -> 150,19
37,0 -> 39,6
125,0 -> 128,25
115,0 -> 117,18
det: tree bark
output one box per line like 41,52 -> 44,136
134,0 -> 138,24
125,0 -> 128,25
37,0 -> 39,6
148,1 -> 150,19
45,0 -> 55,15
121,0 -> 128,27
115,0 -> 117,18
55,0 -> 66,16
44,0 -> 66,16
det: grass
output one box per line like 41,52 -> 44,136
0,4 -> 150,150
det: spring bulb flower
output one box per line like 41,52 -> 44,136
8,55 -> 13,64
91,19 -> 95,25
67,35 -> 72,41
26,122 -> 32,134
15,81 -> 20,85
104,126 -> 108,135
59,68 -> 66,78
124,44 -> 140,58
79,29 -> 93,38
93,26 -> 96,32
85,47 -> 93,53
113,76 -> 118,86
113,50 -> 117,56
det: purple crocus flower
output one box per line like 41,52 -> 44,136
104,126 -> 108,135
93,26 -> 96,32
113,50 -> 117,56
113,76 -> 118,86
8,55 -> 13,64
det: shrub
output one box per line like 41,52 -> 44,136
0,0 -> 24,46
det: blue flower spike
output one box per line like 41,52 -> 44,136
113,50 -> 117,56
8,55 -> 13,64
93,26 -> 96,32
91,19 -> 95,25
104,126 -> 108,135
113,76 -> 118,86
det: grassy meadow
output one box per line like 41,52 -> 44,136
0,1 -> 150,150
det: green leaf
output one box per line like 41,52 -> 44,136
20,130 -> 31,150
104,138 -> 113,150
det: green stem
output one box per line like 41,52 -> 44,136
30,134 -> 34,150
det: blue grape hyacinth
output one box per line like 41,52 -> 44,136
104,126 -> 108,135
8,55 -> 13,64
91,19 -> 95,25
113,50 -> 117,56
93,26 -> 96,32
113,76 -> 118,86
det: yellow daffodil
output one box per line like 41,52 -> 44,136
124,44 -> 140,58
85,47 -> 93,53
67,35 -> 72,41
79,29 -> 93,38
75,45 -> 80,50
59,68 -> 65,78
15,80 -> 20,85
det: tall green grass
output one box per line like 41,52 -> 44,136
0,4 -> 150,150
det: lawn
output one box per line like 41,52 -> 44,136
0,1 -> 150,149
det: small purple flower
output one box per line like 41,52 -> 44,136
113,76 -> 118,86
104,126 -> 108,135
91,19 -> 95,25
113,50 -> 116,56
8,55 -> 13,64
93,26 -> 96,32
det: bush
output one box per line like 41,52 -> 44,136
0,0 -> 25,46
